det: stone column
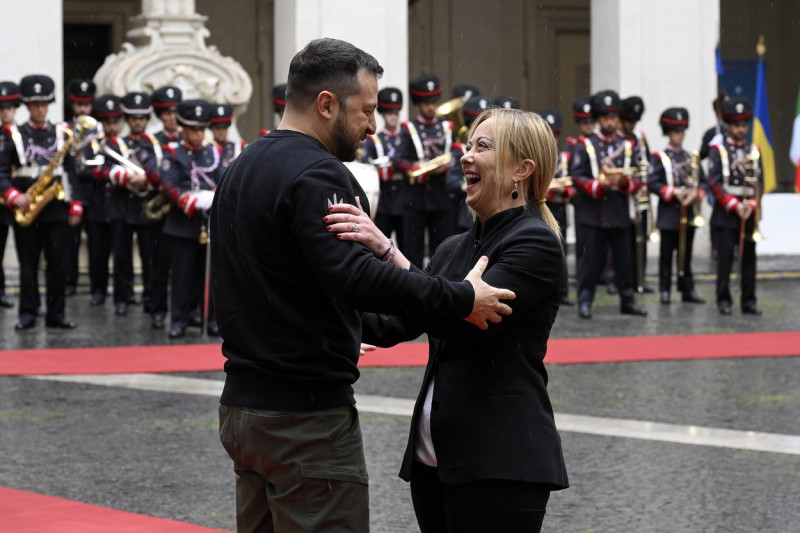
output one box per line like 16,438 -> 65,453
273,0 -> 409,122
591,0 -> 720,153
94,0 -> 253,140
1,0 -> 63,123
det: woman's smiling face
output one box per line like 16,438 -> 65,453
462,117 -> 504,222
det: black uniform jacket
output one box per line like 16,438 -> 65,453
211,130 -> 474,412
161,141 -> 222,241
648,146 -> 705,231
362,205 -> 569,489
569,133 -> 643,229
0,121 -> 76,223
394,117 -> 451,212
707,137 -> 763,230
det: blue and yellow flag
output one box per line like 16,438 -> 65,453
753,54 -> 776,192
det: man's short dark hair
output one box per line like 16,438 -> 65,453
286,38 -> 384,109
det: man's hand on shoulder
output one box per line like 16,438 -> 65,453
463,256 -> 515,330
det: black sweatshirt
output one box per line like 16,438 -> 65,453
210,130 -> 474,411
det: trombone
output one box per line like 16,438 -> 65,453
100,144 -> 151,197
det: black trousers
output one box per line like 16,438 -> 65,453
658,227 -> 697,294
13,220 -> 69,322
65,220 -> 83,288
169,235 -> 214,327
375,211 -> 404,253
403,208 -> 453,269
86,220 -> 112,298
111,221 -> 153,304
0,222 -> 8,295
578,225 -> 635,306
410,462 -> 551,533
714,222 -> 757,307
630,210 -> 650,289
149,218 -> 169,314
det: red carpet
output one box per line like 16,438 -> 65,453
0,487 -> 226,533
0,331 -> 798,376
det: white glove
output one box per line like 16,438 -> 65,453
194,190 -> 215,211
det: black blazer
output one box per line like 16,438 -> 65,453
362,205 -> 569,490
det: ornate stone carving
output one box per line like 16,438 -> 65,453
94,0 -> 252,139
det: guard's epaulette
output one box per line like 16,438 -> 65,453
162,144 -> 176,157
141,132 -> 156,146
452,142 -> 464,152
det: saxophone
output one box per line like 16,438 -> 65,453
14,115 -> 96,227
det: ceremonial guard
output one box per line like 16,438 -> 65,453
78,94 -> 124,307
495,96 -> 521,109
394,74 -> 454,267
115,91 -> 162,315
648,107 -> 706,305
160,100 -> 222,338
540,108 -> 576,305
569,90 -> 647,319
360,87 -> 405,246
149,85 -> 183,328
65,78 -> 96,296
451,83 -> 480,100
568,97 -> 595,280
447,95 -> 492,233
259,83 -> 286,137
707,96 -> 763,315
619,96 -> 655,293
0,81 -> 20,308
210,104 -> 245,173
0,74 -> 82,329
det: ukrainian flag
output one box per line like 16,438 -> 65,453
753,53 -> 776,192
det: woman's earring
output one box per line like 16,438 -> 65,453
511,182 -> 519,200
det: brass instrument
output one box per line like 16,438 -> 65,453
436,96 -> 468,143
100,144 -> 151,197
597,166 -> 638,185
548,176 -> 573,190
408,152 -> 452,183
14,115 -> 96,227
738,147 -> 764,268
636,162 -> 660,244
143,191 -> 171,221
678,151 -> 703,276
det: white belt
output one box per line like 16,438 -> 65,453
725,185 -> 755,196
13,165 -> 63,178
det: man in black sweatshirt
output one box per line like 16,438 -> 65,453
211,38 -> 515,532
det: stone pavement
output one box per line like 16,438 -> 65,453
0,253 -> 799,532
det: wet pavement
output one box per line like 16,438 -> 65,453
1,252 -> 799,532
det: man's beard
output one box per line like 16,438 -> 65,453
330,108 -> 359,162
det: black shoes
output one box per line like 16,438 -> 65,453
90,293 -> 106,306
621,303 -> 648,316
169,322 -> 187,339
45,318 -> 77,329
0,294 -> 13,308
151,311 -> 166,329
189,315 -> 203,328
561,296 -> 575,306
682,291 -> 706,304
718,302 -> 732,315
637,286 -> 655,294
660,292 -> 671,305
206,321 -> 220,336
606,282 -> 618,295
15,317 -> 35,330
578,302 -> 592,319
115,302 -> 128,316
742,303 -> 763,315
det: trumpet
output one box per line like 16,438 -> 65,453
408,153 -> 452,183
143,192 -> 170,221
548,176 -> 573,189
598,166 -> 638,185
101,144 -> 151,197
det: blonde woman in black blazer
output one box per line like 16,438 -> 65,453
327,108 -> 569,532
